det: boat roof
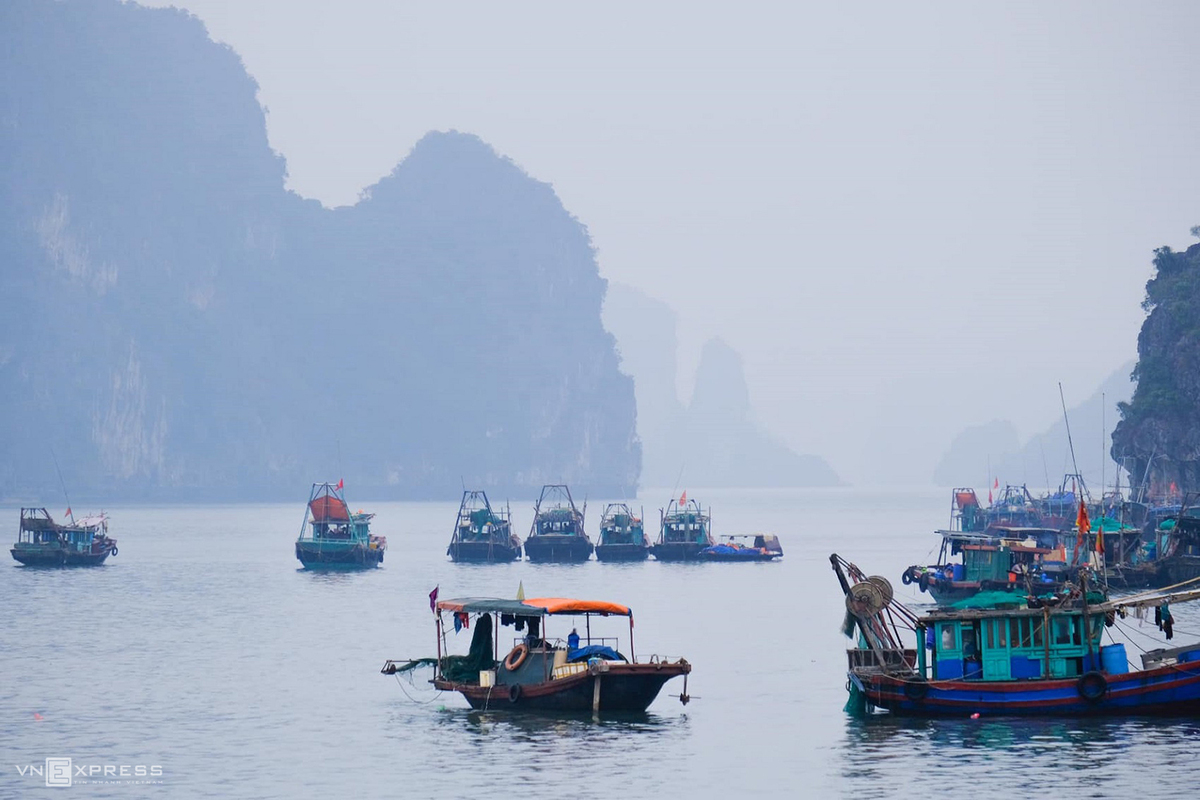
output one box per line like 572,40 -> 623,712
436,596 -> 631,616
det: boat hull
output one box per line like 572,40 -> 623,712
1162,555 -> 1200,586
696,551 -> 779,562
523,535 -> 593,563
852,661 -> 1200,717
10,547 -> 112,567
595,544 -> 650,562
650,542 -> 708,561
295,541 -> 383,568
447,541 -> 522,563
436,662 -> 688,713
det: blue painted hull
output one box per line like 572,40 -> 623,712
852,661 -> 1200,717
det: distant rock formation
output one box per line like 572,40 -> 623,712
604,284 -> 840,488
1112,240 -> 1200,496
0,0 -> 638,500
933,364 -> 1135,491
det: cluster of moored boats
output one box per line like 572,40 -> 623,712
445,485 -> 782,564
835,477 -> 1200,719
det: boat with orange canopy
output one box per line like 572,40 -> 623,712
295,482 -> 386,568
384,595 -> 691,713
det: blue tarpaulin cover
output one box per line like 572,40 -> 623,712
568,645 -> 626,662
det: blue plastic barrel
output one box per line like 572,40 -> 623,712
1101,644 -> 1128,675
952,564 -> 964,581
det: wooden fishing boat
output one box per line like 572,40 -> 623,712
522,485 -> 593,563
11,508 -> 117,566
447,490 -> 521,562
902,527 -> 1066,605
651,494 -> 714,561
833,553 -> 1200,717
696,533 -> 782,562
384,596 -> 690,713
594,503 -> 649,562
295,482 -> 386,568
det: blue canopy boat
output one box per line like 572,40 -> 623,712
11,508 -> 117,567
383,595 -> 691,713
446,490 -> 521,563
833,553 -> 1200,717
595,503 -> 649,562
295,482 -> 386,568
522,485 -> 594,563
697,534 -> 783,562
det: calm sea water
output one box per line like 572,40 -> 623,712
3,487 -> 1199,798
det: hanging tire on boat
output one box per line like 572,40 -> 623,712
903,679 -> 929,702
901,569 -> 914,586
507,683 -> 522,703
1077,671 -> 1108,702
503,643 -> 529,672
110,547 -> 118,557
918,572 -> 930,593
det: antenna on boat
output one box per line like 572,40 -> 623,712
1059,382 -> 1083,496
49,446 -> 74,524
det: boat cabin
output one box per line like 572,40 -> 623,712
661,500 -> 712,545
920,606 -> 1109,682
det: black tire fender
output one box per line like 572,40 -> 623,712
1077,671 -> 1108,702
110,547 -> 118,557
918,572 -> 930,593
508,683 -> 522,703
903,679 -> 929,702
901,570 -> 914,586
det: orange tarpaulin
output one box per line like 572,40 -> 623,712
310,495 -> 350,522
524,597 -> 631,616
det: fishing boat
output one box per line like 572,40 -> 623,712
447,490 -> 521,563
294,482 -> 386,568
383,596 -> 691,713
11,508 -> 117,566
902,527 -> 1066,604
832,553 -> 1200,717
697,534 -> 783,562
594,503 -> 649,562
522,485 -> 593,563
651,494 -> 714,561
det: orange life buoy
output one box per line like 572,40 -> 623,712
503,643 -> 529,672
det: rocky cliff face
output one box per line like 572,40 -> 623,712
1111,241 -> 1200,496
0,0 -> 638,500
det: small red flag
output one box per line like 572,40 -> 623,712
993,478 -> 999,489
64,507 -> 71,518
1095,528 -> 1105,556
429,585 -> 439,614
680,490 -> 687,505
336,479 -> 344,490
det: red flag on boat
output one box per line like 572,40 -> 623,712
679,490 -> 687,505
1076,500 -> 1090,559
1171,481 -> 1178,495
429,585 -> 439,614
1095,526 -> 1105,555
64,507 -> 71,518
336,479 -> 344,490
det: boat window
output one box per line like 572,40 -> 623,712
1009,618 -> 1042,649
961,627 -> 979,659
940,623 -> 956,650
987,620 -> 1008,649
1053,617 -> 1073,645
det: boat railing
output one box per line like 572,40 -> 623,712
846,647 -> 917,675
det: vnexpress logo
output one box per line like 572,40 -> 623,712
45,757 -> 72,787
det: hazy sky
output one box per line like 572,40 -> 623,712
141,0 -> 1200,482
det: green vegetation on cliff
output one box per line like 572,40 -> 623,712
1111,235 -> 1200,494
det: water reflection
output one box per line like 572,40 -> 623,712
841,713 -> 1200,794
